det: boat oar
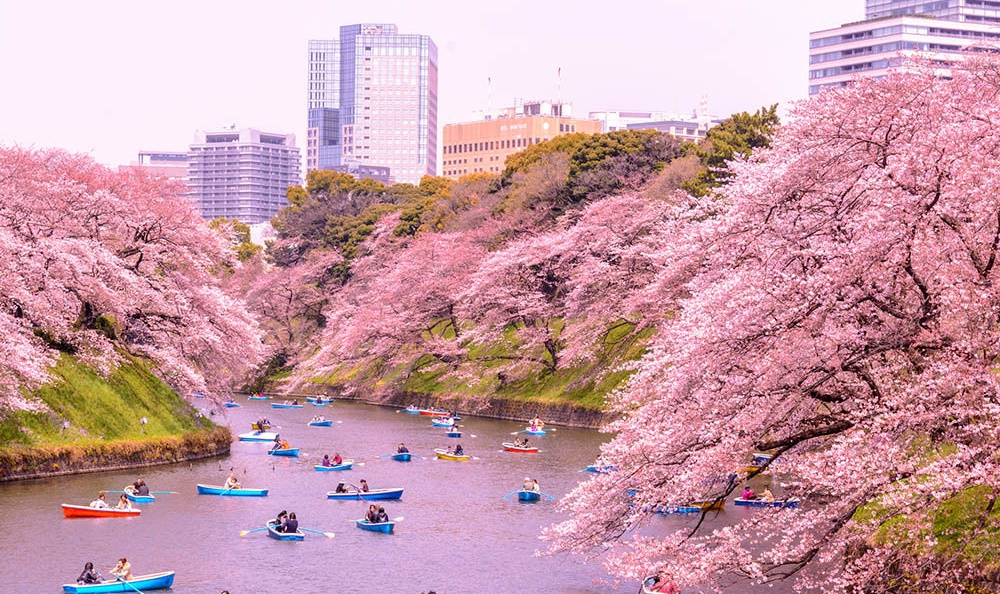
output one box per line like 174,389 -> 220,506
239,526 -> 268,537
116,576 -> 145,594
539,492 -> 557,500
149,491 -> 177,495
501,489 -> 520,500
509,430 -> 527,435
299,527 -> 335,538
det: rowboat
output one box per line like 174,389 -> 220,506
248,395 -> 268,401
434,448 -> 470,461
306,397 -> 334,404
238,431 -> 278,442
694,498 -> 726,511
314,460 -> 354,471
271,403 -> 303,409
197,484 -> 268,496
355,519 -> 394,533
312,402 -> 327,407
524,426 -> 547,435
249,422 -> 271,430
419,408 -> 448,416
640,576 -> 678,594
267,448 -> 300,457
583,464 -> 617,473
502,442 -> 539,453
266,520 -> 304,541
445,430 -> 462,438
61,571 -> 175,593
61,504 -> 141,518
405,405 -> 420,414
734,497 -> 800,508
327,487 -> 404,501
651,504 -> 702,514
431,417 -> 456,427
308,419 -> 333,427
517,489 -> 541,502
391,452 -> 412,461
223,401 -> 241,408
123,487 -> 155,504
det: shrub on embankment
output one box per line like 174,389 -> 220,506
0,353 -> 228,481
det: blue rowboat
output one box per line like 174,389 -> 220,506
223,401 -> 241,408
583,464 -> 617,473
356,519 -> 394,533
446,430 -> 462,438
431,417 -> 455,427
391,452 -> 412,461
197,484 -> 268,497
248,395 -> 268,400
267,448 -> 300,457
405,406 -> 420,414
271,403 -> 303,409
306,397 -> 334,403
314,460 -> 354,471
312,402 -> 327,407
266,520 -> 304,541
524,426 -> 546,435
62,571 -> 175,592
238,431 -> 278,442
327,488 -> 403,501
735,497 -> 800,508
123,488 -> 155,504
651,504 -> 702,514
517,489 -> 541,502
308,420 -> 333,427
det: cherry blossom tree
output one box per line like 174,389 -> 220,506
0,147 -> 265,403
548,56 -> 1000,592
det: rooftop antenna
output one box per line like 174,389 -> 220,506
556,66 -> 562,116
487,76 -> 493,120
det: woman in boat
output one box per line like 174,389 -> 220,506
365,504 -> 378,522
359,479 -> 370,492
116,493 -> 133,510
332,452 -> 342,465
131,478 -> 150,496
531,478 -> 540,493
454,443 -> 464,456
274,510 -> 288,529
335,481 -> 348,493
89,492 -> 108,508
761,486 -> 775,503
77,561 -> 102,584
224,472 -> 241,489
322,454 -> 332,467
292,399 -> 299,405
110,558 -> 133,581
742,485 -> 757,500
271,434 -> 282,450
647,574 -> 680,593
397,442 -> 409,453
283,512 -> 299,533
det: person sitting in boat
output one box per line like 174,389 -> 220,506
129,478 -> 150,496
332,452 -> 342,465
116,493 -> 133,510
292,399 -> 299,405
224,473 -> 241,489
530,416 -> 544,427
366,504 -> 378,522
359,479 -> 370,492
376,506 -> 389,523
454,443 -> 464,456
77,561 -> 103,584
647,574 -> 680,594
515,437 -> 529,448
110,558 -> 133,581
531,479 -> 540,493
283,512 -> 299,533
523,477 -> 534,491
397,443 -> 409,453
742,485 -> 757,500
322,454 -> 332,467
315,415 -> 325,422
335,482 -> 348,493
761,486 -> 775,503
89,492 -> 108,508
274,510 -> 288,529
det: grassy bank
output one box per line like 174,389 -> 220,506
0,353 -> 228,480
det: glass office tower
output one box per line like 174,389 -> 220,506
307,24 -> 438,184
865,0 -> 1000,22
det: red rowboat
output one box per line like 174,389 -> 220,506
61,504 -> 141,518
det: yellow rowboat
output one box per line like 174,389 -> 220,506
434,448 -> 470,461
693,499 -> 725,511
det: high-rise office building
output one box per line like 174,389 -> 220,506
307,24 -> 438,184
442,100 -> 601,180
810,0 -> 1000,95
187,128 -> 301,224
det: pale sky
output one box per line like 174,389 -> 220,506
0,0 -> 860,170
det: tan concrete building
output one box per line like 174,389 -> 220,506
442,100 -> 601,179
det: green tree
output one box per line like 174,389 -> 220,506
682,104 -> 780,196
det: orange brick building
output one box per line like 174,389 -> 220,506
442,101 -> 601,179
